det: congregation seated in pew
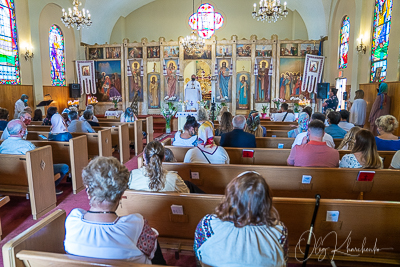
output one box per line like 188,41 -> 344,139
244,110 -> 266,137
129,141 -> 190,193
1,110 -> 31,140
374,115 -> 400,151
184,122 -> 230,164
287,111 -> 309,138
164,147 -> 176,162
42,106 -> 57,126
214,111 -> 233,136
220,115 -> 256,148
337,126 -> 361,150
48,114 -> 73,142
61,108 -> 71,126
0,107 -> 9,131
64,156 -> 167,265
194,171 -> 287,267
79,104 -> 99,122
32,108 -> 43,122
391,150 -> 400,169
84,110 -> 100,127
325,111 -> 347,139
68,110 -> 95,133
120,107 -> 138,122
271,103 -> 296,122
338,109 -> 355,132
287,120 -> 339,167
339,129 -> 382,169
172,115 -> 199,147
0,119 -> 68,194
292,112 -> 335,148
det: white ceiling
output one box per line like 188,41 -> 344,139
81,0 -> 329,44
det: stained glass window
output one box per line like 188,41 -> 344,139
339,16 -> 350,69
0,0 -> 20,84
49,25 -> 65,86
370,0 -> 392,82
189,3 -> 224,39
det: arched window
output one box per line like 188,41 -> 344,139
188,3 -> 224,39
339,16 -> 350,69
0,0 -> 20,84
371,0 -> 393,82
49,25 -> 65,86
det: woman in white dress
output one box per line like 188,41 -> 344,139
129,140 -> 189,193
64,156 -> 166,264
339,129 -> 382,169
184,122 -> 229,164
194,171 -> 288,266
173,115 -> 199,146
349,90 -> 367,127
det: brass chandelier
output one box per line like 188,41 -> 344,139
61,0 -> 92,30
252,0 -> 288,23
182,31 -> 205,54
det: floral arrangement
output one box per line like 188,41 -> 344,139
67,99 -> 79,106
110,96 -> 122,108
261,105 -> 268,114
161,102 -> 177,133
197,100 -> 209,109
272,98 -> 285,109
88,96 -> 98,105
294,103 -> 301,113
216,102 -> 227,115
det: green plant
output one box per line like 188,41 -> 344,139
261,105 -> 268,113
294,103 -> 301,113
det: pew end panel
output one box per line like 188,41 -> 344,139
134,120 -> 144,155
0,196 -> 10,241
98,129 -> 113,158
146,116 -> 154,144
2,209 -> 66,267
119,124 -> 130,164
69,135 -> 88,194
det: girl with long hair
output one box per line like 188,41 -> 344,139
337,126 -> 361,150
215,111 -> 233,136
173,115 -> 200,146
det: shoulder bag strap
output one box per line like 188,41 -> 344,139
198,147 -> 212,164
282,112 -> 288,122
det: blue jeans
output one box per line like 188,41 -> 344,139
54,164 -> 69,186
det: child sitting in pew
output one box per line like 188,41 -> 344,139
64,156 -> 167,265
48,114 -> 73,142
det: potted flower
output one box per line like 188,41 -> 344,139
161,101 -> 177,134
109,96 -> 122,110
272,98 -> 285,110
261,105 -> 268,119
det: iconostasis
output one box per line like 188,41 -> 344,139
85,35 -> 322,115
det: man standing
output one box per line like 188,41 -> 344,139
184,75 -> 202,110
220,115 -> 256,148
0,120 -> 68,194
14,94 -> 29,119
287,120 -> 339,167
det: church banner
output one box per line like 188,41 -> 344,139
76,60 -> 96,95
301,54 -> 324,94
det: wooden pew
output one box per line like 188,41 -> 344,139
117,191 -> 400,265
146,116 -> 154,144
163,136 -> 343,149
0,146 -> 56,220
28,136 -> 88,194
27,129 -> 112,159
162,146 -> 396,168
2,209 -> 168,267
0,196 -> 10,241
162,163 -> 400,201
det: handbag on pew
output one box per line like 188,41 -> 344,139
198,148 -> 212,164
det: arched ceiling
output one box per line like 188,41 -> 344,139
81,0 -> 328,44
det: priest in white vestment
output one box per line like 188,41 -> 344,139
184,75 -> 202,110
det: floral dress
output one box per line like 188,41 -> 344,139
339,154 -> 362,168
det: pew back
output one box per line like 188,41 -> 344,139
0,196 -> 10,241
163,163 -> 400,201
0,146 -> 56,219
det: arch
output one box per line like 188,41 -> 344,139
339,15 -> 350,69
49,24 -> 65,86
0,0 -> 20,84
370,0 -> 393,82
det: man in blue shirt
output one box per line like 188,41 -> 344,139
220,115 -> 256,148
325,111 -> 347,139
0,120 -> 69,194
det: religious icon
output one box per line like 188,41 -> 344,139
216,45 -> 232,57
255,45 -> 272,57
95,61 -> 122,102
88,48 -> 103,59
309,61 -> 319,73
81,66 -> 90,76
300,43 -> 320,56
147,46 -> 160,58
280,43 -> 298,56
184,45 -> 212,60
216,58 -> 231,102
163,46 -> 179,58
279,58 -> 305,100
148,74 -> 160,109
105,47 -> 121,59
236,72 -> 250,110
236,44 -> 251,57
165,59 -> 178,101
128,60 -> 143,102
256,59 -> 271,102
128,47 -> 142,58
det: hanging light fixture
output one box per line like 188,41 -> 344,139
252,0 -> 288,23
61,0 -> 92,30
182,0 -> 206,54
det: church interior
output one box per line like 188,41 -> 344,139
0,0 -> 399,266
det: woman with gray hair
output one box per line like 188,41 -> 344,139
64,156 -> 166,264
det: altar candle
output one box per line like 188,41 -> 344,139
253,3 -> 256,12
